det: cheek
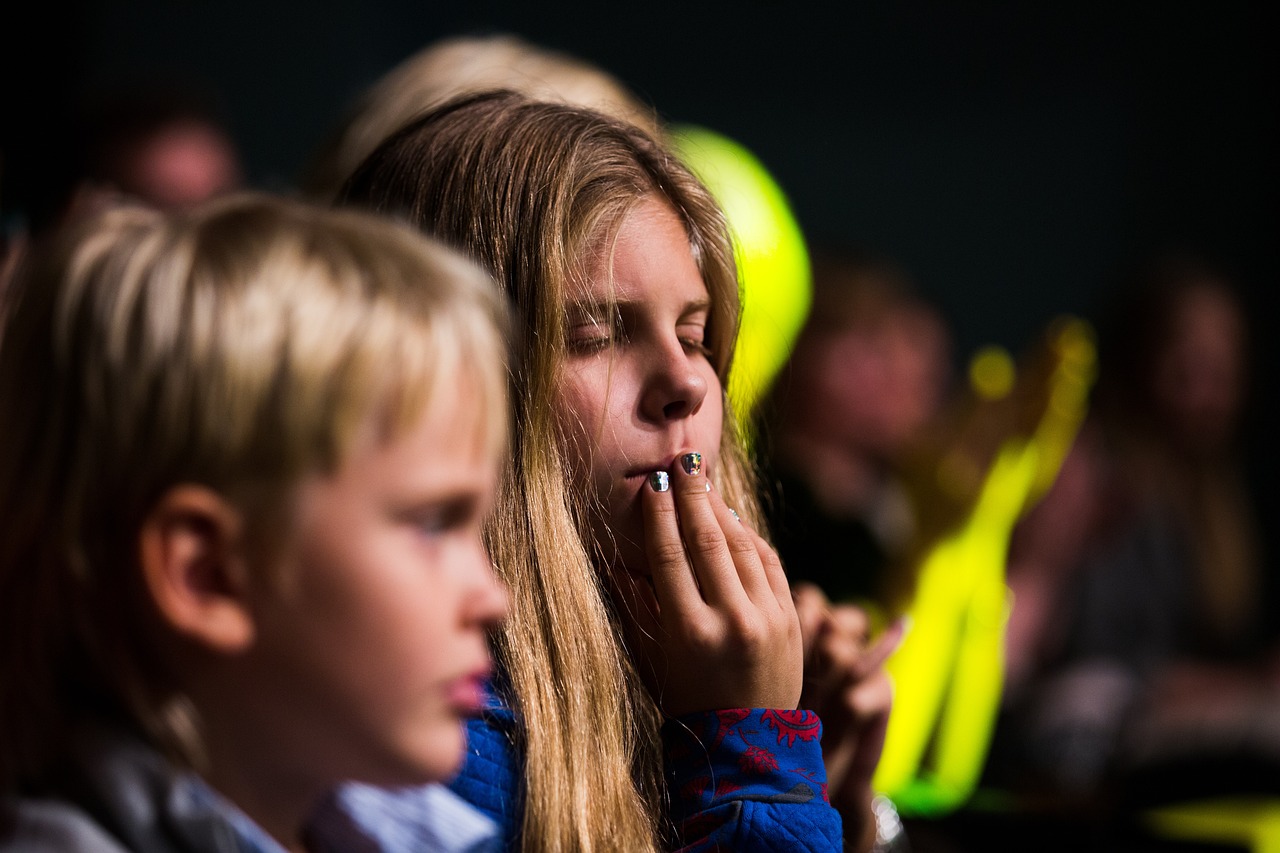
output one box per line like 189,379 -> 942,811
553,368 -> 631,482
700,367 -> 727,454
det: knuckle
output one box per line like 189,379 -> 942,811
757,542 -> 784,573
725,531 -> 758,562
680,617 -> 723,655
688,525 -> 725,556
649,540 -> 688,568
725,609 -> 770,648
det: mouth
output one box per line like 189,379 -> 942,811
623,452 -> 712,482
445,663 -> 492,716
623,456 -> 678,481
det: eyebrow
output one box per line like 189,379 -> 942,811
564,297 -> 712,318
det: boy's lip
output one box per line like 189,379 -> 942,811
446,667 -> 492,716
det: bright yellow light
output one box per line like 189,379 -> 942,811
969,346 -> 1015,400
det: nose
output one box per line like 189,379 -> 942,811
462,544 -> 510,628
640,341 -> 708,422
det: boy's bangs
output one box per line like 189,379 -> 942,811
359,294 -> 508,463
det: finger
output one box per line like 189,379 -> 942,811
669,452 -> 752,608
827,603 -> 871,645
705,483 -> 779,606
823,671 -> 893,797
611,569 -> 671,700
748,525 -> 796,614
640,468 -> 704,619
852,615 -> 909,680
793,582 -> 830,660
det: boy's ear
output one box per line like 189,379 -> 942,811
138,485 -> 256,654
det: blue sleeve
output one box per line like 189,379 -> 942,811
664,709 -> 843,852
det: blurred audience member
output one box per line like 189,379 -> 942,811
997,253 -> 1271,806
2,82 -> 242,306
761,249 -> 952,605
302,33 -> 658,200
22,83 -> 243,240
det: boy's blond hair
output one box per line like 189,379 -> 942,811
0,193 -> 507,788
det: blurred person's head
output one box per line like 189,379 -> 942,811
1097,254 -> 1248,456
25,83 -> 243,238
773,250 -> 950,462
304,33 -> 657,199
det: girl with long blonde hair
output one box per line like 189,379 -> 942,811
337,91 -> 889,852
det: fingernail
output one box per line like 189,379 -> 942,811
648,471 -> 670,492
680,452 -> 702,476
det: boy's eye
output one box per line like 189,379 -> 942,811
408,499 -> 476,537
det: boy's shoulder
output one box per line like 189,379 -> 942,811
1,797 -> 131,852
1,723 -> 243,853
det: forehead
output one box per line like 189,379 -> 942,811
357,360 -> 504,476
570,196 -> 709,305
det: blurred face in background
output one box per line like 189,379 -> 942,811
1151,282 -> 1246,454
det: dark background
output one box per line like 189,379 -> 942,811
4,0 -> 1276,544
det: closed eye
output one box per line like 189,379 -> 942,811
566,306 -> 626,354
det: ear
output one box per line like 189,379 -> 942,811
138,485 -> 256,654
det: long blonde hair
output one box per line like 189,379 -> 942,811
0,193 -> 507,790
341,91 -> 764,852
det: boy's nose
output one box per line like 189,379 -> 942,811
465,550 -> 509,627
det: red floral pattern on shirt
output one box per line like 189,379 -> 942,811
761,708 -> 822,747
740,745 -> 780,774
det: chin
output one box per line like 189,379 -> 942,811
384,725 -> 469,787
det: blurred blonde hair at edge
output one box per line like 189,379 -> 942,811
305,32 -> 811,428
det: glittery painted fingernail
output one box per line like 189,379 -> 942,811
680,452 -> 702,476
648,471 -> 670,492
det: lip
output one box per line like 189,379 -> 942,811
623,457 -> 678,480
623,452 -> 712,483
445,664 -> 492,716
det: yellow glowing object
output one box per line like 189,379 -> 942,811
969,346 -> 1015,401
670,125 -> 811,432
873,317 -> 1096,816
1147,798 -> 1280,853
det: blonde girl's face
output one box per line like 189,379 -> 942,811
554,195 -> 725,575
